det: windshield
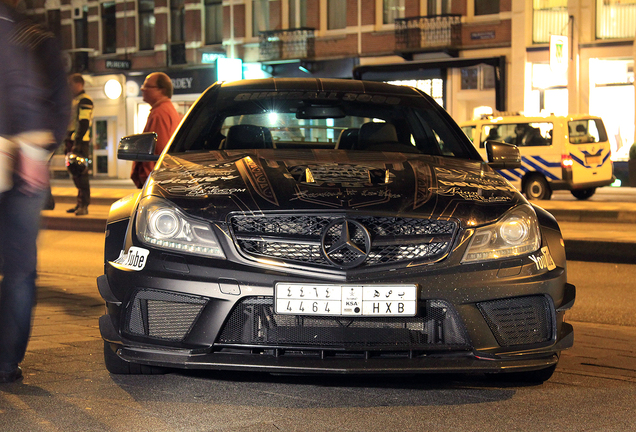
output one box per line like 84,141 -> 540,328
169,87 -> 477,160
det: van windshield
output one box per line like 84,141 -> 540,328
569,119 -> 607,144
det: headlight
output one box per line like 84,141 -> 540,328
461,205 -> 540,263
136,196 -> 225,259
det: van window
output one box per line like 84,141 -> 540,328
480,122 -> 553,148
568,119 -> 607,144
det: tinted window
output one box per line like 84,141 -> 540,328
170,89 -> 477,160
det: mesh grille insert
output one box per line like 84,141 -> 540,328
477,295 -> 553,347
217,297 -> 469,351
229,214 -> 457,269
127,289 -> 208,341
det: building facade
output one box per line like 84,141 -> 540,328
23,0 -> 636,178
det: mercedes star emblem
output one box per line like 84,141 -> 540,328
321,218 -> 372,269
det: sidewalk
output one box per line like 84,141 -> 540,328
42,180 -> 636,261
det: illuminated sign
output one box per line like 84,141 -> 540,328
216,58 -> 243,82
550,35 -> 568,76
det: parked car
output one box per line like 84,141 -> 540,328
98,78 -> 574,383
460,114 -> 614,200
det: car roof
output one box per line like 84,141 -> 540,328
459,114 -> 604,126
217,78 -> 423,96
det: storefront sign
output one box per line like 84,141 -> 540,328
550,35 -> 568,76
106,59 -> 131,70
471,31 -> 495,40
126,68 -> 217,96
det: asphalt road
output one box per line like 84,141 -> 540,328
0,231 -> 634,432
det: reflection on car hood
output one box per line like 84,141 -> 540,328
147,150 -> 524,225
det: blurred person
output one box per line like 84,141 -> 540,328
131,72 -> 181,188
65,73 -> 93,216
0,0 -> 70,383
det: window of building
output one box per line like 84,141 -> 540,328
475,0 -> 499,16
328,0 -> 346,30
102,2 -> 116,54
47,9 -> 61,38
74,6 -> 88,48
138,0 -> 155,51
253,0 -> 270,36
171,0 -> 185,43
427,0 -> 450,16
383,0 -> 404,24
597,0 -> 636,39
532,0 -> 568,44
289,0 -> 307,28
205,0 -> 223,44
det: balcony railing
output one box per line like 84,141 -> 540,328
259,28 -> 315,62
395,15 -> 461,54
533,6 -> 568,44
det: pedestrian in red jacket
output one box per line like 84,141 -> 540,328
130,72 -> 181,188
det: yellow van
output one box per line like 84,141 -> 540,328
459,114 -> 614,200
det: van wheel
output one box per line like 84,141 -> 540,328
524,175 -> 552,200
571,188 -> 596,200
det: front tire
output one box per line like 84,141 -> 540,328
524,175 -> 552,200
571,187 -> 596,200
103,342 -> 168,375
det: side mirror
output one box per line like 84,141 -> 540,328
485,141 -> 521,169
117,132 -> 159,161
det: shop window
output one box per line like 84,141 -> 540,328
475,0 -> 499,16
102,2 -> 116,54
138,0 -> 155,51
289,0 -> 307,28
383,0 -> 404,24
328,0 -> 346,30
253,0 -> 270,36
387,79 -> 444,108
461,66 -> 494,90
597,0 -> 636,40
205,0 -> 223,44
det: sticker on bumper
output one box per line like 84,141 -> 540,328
530,246 -> 556,271
110,246 -> 149,271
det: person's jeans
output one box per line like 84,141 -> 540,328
0,187 -> 46,372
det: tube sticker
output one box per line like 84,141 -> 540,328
110,246 -> 149,271
529,246 -> 556,271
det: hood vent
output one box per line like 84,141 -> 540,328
293,164 -> 391,186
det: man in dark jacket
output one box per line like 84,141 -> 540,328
0,0 -> 71,383
65,73 -> 94,216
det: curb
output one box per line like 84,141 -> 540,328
41,215 -> 107,232
546,209 -> 636,224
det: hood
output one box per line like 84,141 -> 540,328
146,149 -> 524,226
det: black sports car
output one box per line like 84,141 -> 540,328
98,78 -> 575,382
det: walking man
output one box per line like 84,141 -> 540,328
66,73 -> 93,216
131,72 -> 181,188
0,0 -> 70,383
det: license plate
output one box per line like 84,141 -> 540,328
275,283 -> 417,317
585,155 -> 602,166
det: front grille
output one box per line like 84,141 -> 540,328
217,297 -> 469,351
477,295 -> 554,347
229,214 -> 456,269
127,289 -> 208,341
